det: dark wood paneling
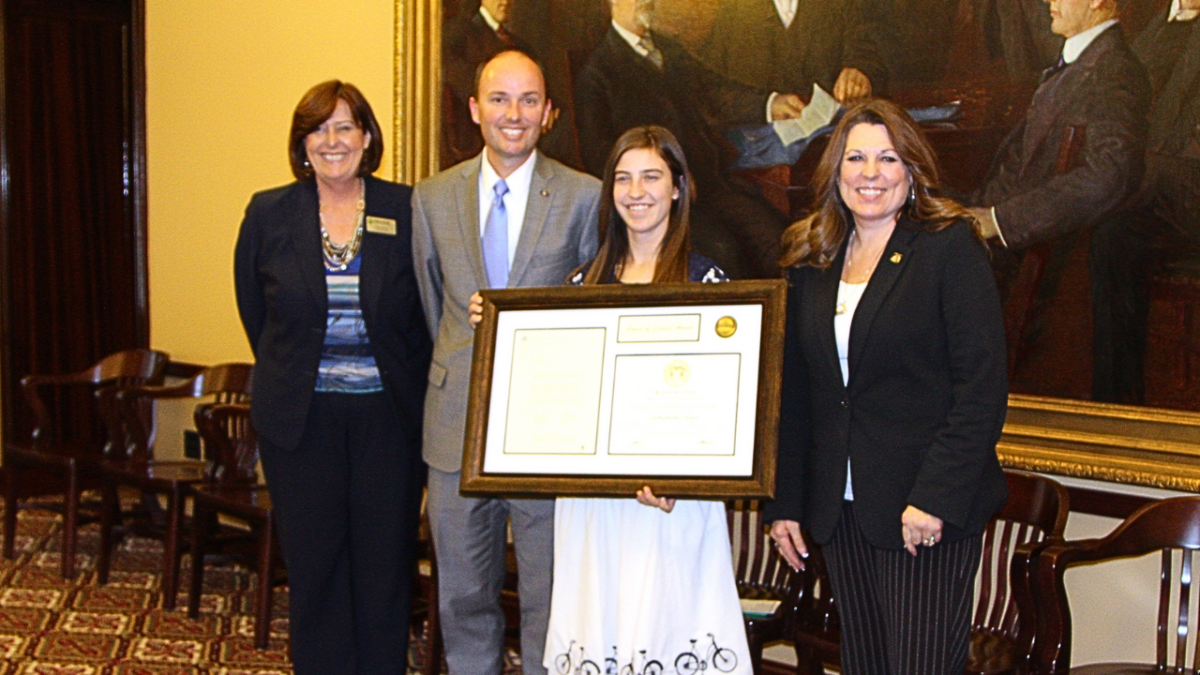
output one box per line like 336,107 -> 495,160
1,0 -> 147,448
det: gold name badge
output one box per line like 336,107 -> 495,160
366,216 -> 397,235
715,316 -> 737,338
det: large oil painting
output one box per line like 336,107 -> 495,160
434,0 -> 1200,414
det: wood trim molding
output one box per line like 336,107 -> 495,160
998,394 -> 1200,492
393,0 -> 442,185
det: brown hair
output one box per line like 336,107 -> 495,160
288,80 -> 384,182
779,98 -> 980,270
579,126 -> 692,285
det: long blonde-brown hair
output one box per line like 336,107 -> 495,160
779,99 -> 980,270
579,126 -> 692,284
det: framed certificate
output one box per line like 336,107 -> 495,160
460,279 -> 787,498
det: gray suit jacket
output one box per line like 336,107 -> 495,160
412,153 -> 601,472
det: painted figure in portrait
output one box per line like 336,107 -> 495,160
439,0 -> 1200,411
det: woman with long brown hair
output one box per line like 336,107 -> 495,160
766,99 -> 1009,674
542,125 -> 750,675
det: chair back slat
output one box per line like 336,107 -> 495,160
973,471 -> 1069,642
726,500 -> 799,600
1000,524 -> 1039,635
114,363 -> 253,463
1159,549 -> 1173,668
975,522 -> 999,629
985,520 -> 1017,631
730,500 -> 749,582
1177,549 -> 1192,670
195,403 -> 259,485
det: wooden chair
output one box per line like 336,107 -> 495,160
726,499 -> 805,675
95,363 -> 253,608
1028,495 -> 1200,675
187,402 -> 281,649
793,470 -> 1070,675
2,348 -> 169,578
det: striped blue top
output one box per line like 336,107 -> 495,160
315,255 -> 383,393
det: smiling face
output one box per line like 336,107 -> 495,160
304,99 -> 370,187
612,147 -> 678,244
837,123 -> 911,231
470,51 -> 551,177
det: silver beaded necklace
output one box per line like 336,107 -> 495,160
319,179 -> 365,272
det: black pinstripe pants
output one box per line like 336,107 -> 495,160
822,501 -> 981,675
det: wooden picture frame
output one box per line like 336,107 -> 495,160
459,280 -> 786,498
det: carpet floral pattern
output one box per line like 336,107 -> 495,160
0,496 -> 297,674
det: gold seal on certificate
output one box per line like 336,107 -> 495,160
715,316 -> 737,338
664,359 -> 691,387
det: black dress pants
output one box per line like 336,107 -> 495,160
259,391 -> 425,675
821,502 -> 981,675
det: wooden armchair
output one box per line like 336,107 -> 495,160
2,348 -> 168,578
187,402 -> 281,649
1029,495 -> 1200,675
793,470 -> 1069,675
95,362 -> 253,608
726,499 -> 805,675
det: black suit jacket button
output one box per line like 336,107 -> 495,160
840,399 -> 849,409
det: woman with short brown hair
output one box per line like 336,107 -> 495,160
235,80 -> 430,675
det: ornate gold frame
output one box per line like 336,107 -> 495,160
393,0 -> 441,185
391,3 -> 1200,494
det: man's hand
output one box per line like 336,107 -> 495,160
769,519 -> 808,571
967,206 -> 1002,241
832,68 -> 872,102
770,94 -> 806,121
468,292 -> 485,329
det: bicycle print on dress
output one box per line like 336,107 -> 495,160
554,634 -> 738,675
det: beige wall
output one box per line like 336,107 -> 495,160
146,0 -> 395,365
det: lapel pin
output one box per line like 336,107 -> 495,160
890,253 -> 903,264
540,189 -> 549,197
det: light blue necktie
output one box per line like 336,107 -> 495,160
482,179 -> 510,289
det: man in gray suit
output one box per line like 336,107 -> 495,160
412,50 -> 601,675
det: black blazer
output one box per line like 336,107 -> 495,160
765,220 -> 1009,550
234,176 -> 432,452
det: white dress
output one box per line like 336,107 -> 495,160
542,497 -> 751,675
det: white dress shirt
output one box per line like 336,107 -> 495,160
1062,19 -> 1118,64
1169,0 -> 1200,22
479,5 -> 501,31
773,0 -> 798,28
478,150 -> 537,267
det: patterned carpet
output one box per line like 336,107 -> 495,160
0,495 -> 297,675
